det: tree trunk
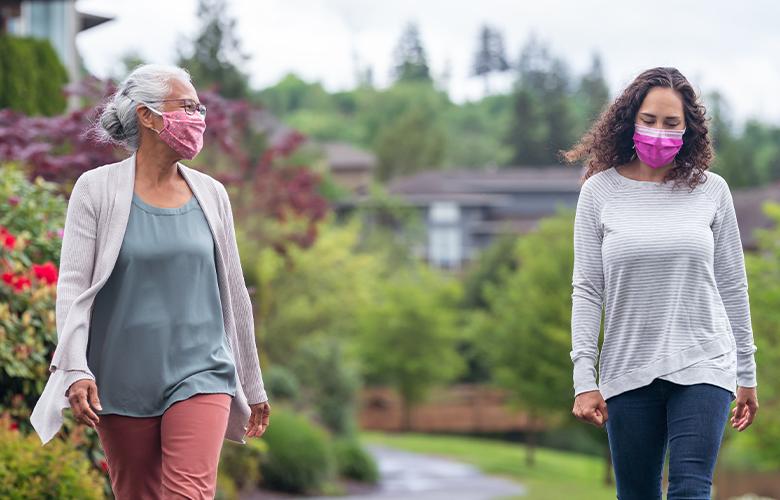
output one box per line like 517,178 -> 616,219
401,398 -> 413,431
525,415 -> 537,467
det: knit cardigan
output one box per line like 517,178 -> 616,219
30,153 -> 268,445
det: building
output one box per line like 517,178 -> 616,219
338,165 -> 780,271
732,180 -> 780,250
339,165 -> 586,270
318,141 -> 376,195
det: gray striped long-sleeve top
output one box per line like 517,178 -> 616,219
570,166 -> 758,401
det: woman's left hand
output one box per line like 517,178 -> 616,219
246,401 -> 271,438
731,386 -> 758,432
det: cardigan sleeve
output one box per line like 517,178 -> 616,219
217,182 -> 268,405
53,172 -> 96,384
712,178 -> 758,388
63,370 -> 93,397
570,178 -> 605,397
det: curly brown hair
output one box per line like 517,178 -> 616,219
562,66 -> 714,191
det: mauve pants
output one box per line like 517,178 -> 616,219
96,392 -> 233,500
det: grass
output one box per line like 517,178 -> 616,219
360,431 -> 617,500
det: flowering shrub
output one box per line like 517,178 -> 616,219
0,163 -> 110,494
0,164 -> 64,420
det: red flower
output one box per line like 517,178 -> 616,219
2,233 -> 14,251
32,261 -> 58,285
2,272 -> 13,285
8,421 -> 19,431
99,459 -> 109,473
12,275 -> 30,292
0,226 -> 13,250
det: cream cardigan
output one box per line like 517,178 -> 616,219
30,153 -> 268,445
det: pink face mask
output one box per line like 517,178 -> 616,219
633,124 -> 685,169
146,106 -> 207,160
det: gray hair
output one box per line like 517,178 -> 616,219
92,63 -> 192,151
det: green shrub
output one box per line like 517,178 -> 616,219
259,408 -> 335,494
265,365 -> 301,402
214,471 -> 238,500
334,438 -> 379,483
0,36 -> 68,116
290,337 -> 361,436
218,439 -> 266,491
0,418 -> 104,499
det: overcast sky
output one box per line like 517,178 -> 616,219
75,0 -> 780,127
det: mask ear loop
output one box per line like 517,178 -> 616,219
144,105 -> 164,134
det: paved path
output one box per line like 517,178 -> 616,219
311,444 -> 526,500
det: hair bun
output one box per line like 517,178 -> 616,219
100,103 -> 127,141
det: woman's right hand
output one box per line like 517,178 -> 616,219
573,390 -> 608,428
67,379 -> 102,429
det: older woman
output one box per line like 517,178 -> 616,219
30,63 -> 271,499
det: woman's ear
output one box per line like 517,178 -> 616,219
136,105 -> 157,132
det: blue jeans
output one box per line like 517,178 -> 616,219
605,378 -> 734,499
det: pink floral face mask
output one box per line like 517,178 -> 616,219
146,106 -> 207,160
633,124 -> 685,169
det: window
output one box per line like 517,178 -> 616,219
428,202 -> 462,268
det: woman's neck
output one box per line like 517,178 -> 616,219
134,146 -> 180,188
618,158 -> 673,182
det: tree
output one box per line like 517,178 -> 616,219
737,202 -> 780,467
458,233 -> 519,383
252,216 -> 383,363
255,73 -> 335,116
483,208 -> 587,466
176,0 -> 251,98
391,22 -> 432,84
505,35 -> 576,165
575,53 -> 610,125
472,25 -> 510,94
374,103 -> 446,181
705,90 -> 732,152
357,265 -> 464,430
505,86 -> 548,165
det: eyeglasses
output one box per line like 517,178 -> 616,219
134,98 -> 207,117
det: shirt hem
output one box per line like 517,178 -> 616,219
97,388 -> 237,417
599,334 -> 735,401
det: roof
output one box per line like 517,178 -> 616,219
387,166 -> 586,197
248,108 -> 297,146
320,141 -> 377,171
732,181 -> 780,249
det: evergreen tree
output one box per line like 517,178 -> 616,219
472,25 -> 510,94
176,0 -> 251,98
391,22 -> 432,83
706,90 -> 733,151
576,53 -> 610,123
505,34 -> 576,165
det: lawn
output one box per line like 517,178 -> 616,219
360,431 -> 617,500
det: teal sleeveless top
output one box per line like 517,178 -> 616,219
86,191 -> 237,416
